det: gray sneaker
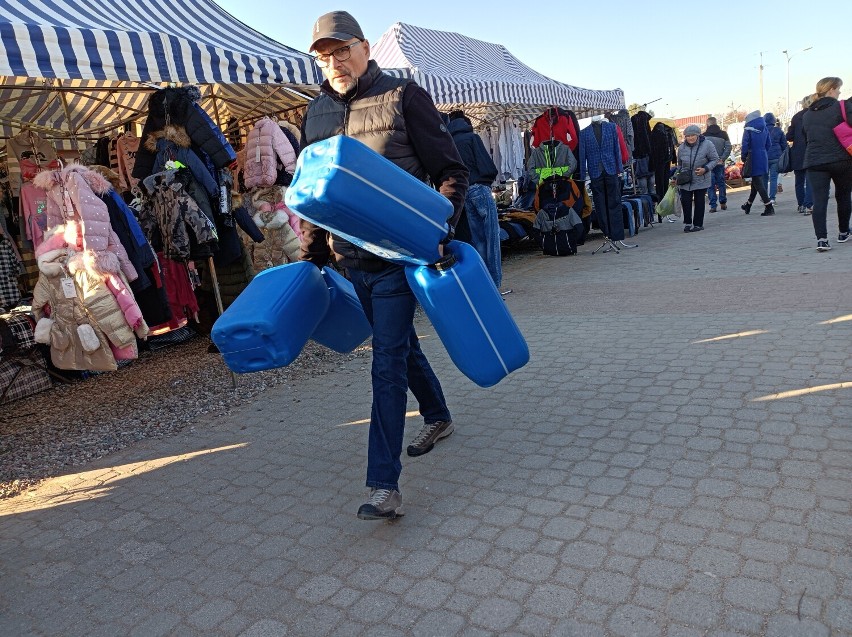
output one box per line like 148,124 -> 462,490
357,488 -> 404,520
407,420 -> 454,457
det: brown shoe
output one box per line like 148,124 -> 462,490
407,420 -> 454,457
357,489 -> 404,520
720,203 -> 727,210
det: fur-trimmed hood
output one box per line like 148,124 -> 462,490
253,205 -> 290,230
32,163 -> 112,195
87,164 -> 122,190
145,125 -> 192,152
37,248 -> 70,277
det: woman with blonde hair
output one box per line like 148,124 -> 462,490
802,76 -> 852,251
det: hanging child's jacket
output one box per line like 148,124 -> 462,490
145,125 -> 219,199
243,199 -> 301,272
32,247 -> 118,372
32,165 -> 138,282
140,171 -> 218,261
243,118 -> 298,189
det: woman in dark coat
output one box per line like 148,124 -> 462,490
786,95 -> 814,214
803,76 -> 852,251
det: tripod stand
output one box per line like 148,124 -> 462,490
591,233 -> 621,254
590,175 -> 638,254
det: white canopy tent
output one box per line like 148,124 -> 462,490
371,22 -> 625,125
0,0 -> 322,144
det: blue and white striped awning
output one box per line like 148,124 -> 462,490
0,0 -> 321,140
0,0 -> 320,85
372,23 -> 625,124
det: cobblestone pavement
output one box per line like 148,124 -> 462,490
1,189 -> 850,636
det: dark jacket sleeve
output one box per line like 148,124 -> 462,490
185,105 -> 237,169
179,147 -> 219,198
401,85 -> 469,229
473,135 -> 499,184
233,206 -> 265,243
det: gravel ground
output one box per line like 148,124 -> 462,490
0,335 -> 370,500
0,243 -> 540,500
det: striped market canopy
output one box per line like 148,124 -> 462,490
0,0 -> 321,141
372,23 -> 625,125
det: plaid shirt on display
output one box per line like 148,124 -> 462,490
0,235 -> 23,309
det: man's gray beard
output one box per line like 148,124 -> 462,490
332,77 -> 356,94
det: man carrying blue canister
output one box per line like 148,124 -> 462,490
298,11 -> 469,520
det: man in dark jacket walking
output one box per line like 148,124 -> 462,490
786,95 -> 814,214
299,11 -> 469,520
447,112 -> 502,288
703,117 -> 731,211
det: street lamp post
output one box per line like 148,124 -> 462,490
783,46 -> 813,111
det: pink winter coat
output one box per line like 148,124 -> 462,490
33,165 -> 138,282
243,118 -> 297,188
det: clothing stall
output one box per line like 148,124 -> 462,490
372,22 -> 624,181
370,22 -> 626,252
0,0 -> 320,403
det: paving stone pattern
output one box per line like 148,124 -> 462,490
1,190 -> 850,636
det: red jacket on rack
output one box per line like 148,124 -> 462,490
531,108 -> 578,150
614,126 -> 629,167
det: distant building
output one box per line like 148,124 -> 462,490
675,114 -> 711,130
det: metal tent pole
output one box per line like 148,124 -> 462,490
207,256 -> 237,389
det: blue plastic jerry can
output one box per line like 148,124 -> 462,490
311,267 -> 372,353
284,135 -> 452,265
405,241 -> 529,387
211,262 -> 330,373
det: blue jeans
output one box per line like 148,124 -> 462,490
708,164 -> 727,207
465,183 -> 502,288
794,169 -> 813,208
767,159 -> 780,200
349,264 -> 451,491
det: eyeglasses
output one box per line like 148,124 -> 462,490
314,41 -> 362,67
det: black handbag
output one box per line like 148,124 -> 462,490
777,146 -> 791,174
742,154 -> 752,178
676,145 -> 698,185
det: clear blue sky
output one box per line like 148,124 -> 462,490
217,0 -> 851,119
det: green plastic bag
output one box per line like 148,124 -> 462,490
657,184 -> 677,217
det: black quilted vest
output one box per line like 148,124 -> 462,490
302,61 -> 426,269
303,61 -> 426,181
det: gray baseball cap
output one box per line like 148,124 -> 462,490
309,11 -> 364,52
